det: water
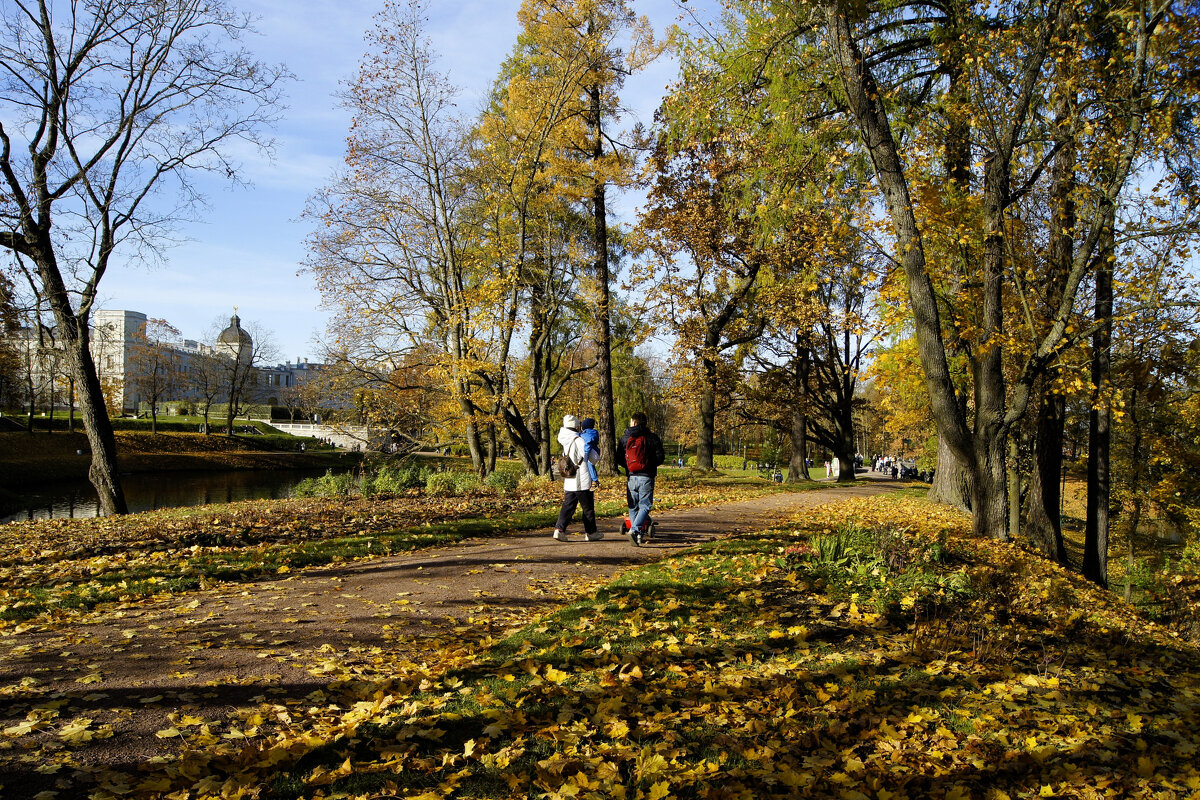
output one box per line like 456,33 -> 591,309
0,468 -> 343,524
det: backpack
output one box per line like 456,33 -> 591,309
557,449 -> 578,478
625,432 -> 649,473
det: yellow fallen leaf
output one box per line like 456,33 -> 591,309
58,717 -> 94,745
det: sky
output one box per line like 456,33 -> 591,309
95,0 -> 712,365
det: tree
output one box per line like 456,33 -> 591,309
126,319 -> 182,434
516,0 -> 660,475
0,0 -> 286,514
638,138 -> 775,470
469,27 -> 598,476
813,0 -> 1188,545
306,0 -> 497,474
186,348 -> 226,435
210,314 -> 274,436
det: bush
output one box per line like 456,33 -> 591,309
485,469 -> 519,495
425,472 -> 458,497
364,462 -> 430,496
453,472 -> 480,494
293,470 -> 357,498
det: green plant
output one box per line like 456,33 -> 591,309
485,469 -> 519,495
452,472 -> 480,494
425,472 -> 458,497
293,470 -> 358,498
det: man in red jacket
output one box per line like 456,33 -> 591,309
616,411 -> 665,546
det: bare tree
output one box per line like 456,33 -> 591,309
208,314 -> 276,436
126,319 -> 182,433
0,0 -> 287,514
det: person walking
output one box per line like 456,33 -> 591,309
617,411 -> 665,546
552,414 -> 603,542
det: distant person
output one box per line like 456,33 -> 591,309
617,412 -> 665,546
552,414 -> 602,542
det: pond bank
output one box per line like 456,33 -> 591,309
0,430 -> 362,489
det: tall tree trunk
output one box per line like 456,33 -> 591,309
971,157 -> 1013,541
68,377 -> 75,433
1124,382 -> 1144,602
788,337 -> 812,482
787,406 -> 812,482
824,4 -> 974,500
929,432 -> 971,511
697,361 -> 717,470
588,82 -> 617,476
1025,23 -> 1075,563
1007,434 -> 1021,541
1026,391 -> 1070,563
1084,226 -> 1114,587
37,256 -> 127,514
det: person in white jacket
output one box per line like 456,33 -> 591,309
553,414 -> 603,541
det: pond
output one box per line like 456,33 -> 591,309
0,467 -> 347,524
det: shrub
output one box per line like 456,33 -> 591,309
425,472 -> 458,497
293,470 -> 357,498
453,472 -> 480,494
485,469 -> 519,495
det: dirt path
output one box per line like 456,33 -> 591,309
0,480 -> 896,796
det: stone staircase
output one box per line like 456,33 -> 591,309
253,420 -> 374,451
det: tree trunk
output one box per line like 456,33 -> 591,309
1025,42 -> 1075,564
588,82 -> 617,477
1123,382 -> 1144,602
929,432 -> 971,512
68,377 -> 75,433
971,433 -> 1009,542
36,254 -> 127,514
823,3 -> 974,491
787,405 -> 812,482
1084,229 -> 1114,587
1025,389 -> 1070,563
697,366 -> 717,470
1007,434 -> 1021,541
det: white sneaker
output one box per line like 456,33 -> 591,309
552,529 -> 566,541
585,531 -> 604,541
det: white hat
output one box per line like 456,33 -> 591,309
562,414 -> 579,430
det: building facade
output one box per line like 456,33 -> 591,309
10,310 -> 321,415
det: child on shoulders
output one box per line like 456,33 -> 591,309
578,417 -> 600,487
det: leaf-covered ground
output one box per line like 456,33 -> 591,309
0,473 -> 793,623
175,497 -> 1200,800
0,474 -> 858,798
6,486 -> 1197,799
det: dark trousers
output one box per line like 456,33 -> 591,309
555,490 -> 596,533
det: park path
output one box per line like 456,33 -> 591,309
0,479 -> 896,795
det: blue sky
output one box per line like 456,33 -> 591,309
97,0 -> 708,363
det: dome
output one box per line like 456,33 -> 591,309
216,313 -> 252,359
